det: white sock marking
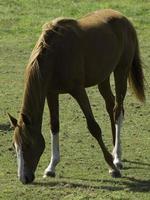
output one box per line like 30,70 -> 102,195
113,111 -> 123,167
44,132 -> 60,176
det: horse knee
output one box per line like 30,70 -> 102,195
87,118 -> 102,139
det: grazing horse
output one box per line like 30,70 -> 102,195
8,9 -> 145,184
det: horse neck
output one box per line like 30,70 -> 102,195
21,65 -> 47,129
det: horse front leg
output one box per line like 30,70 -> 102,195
43,92 -> 60,178
112,67 -> 128,170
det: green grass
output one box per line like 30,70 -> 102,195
0,0 -> 150,199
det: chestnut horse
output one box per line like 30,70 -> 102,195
9,9 -> 145,184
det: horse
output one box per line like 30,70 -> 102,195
8,9 -> 145,184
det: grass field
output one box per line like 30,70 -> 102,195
0,0 -> 150,199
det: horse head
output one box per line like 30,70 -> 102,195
8,113 -> 45,184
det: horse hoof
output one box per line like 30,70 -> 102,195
109,169 -> 121,178
43,171 -> 56,178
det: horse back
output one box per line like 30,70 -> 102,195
47,9 -> 136,92
77,9 -> 136,86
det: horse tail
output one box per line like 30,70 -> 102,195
128,38 -> 145,102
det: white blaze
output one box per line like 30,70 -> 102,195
15,143 -> 25,180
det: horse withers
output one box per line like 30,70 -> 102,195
8,9 -> 145,184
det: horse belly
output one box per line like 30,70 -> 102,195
84,57 -> 117,87
83,32 -> 121,87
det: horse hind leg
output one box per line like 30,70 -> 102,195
98,77 -> 116,146
113,110 -> 124,170
112,66 -> 128,170
98,78 -> 123,175
70,87 -> 121,178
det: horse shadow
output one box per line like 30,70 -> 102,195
33,176 -> 150,193
123,159 -> 150,170
33,159 -> 150,193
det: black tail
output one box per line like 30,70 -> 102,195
128,39 -> 145,102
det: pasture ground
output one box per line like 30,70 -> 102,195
0,0 -> 150,199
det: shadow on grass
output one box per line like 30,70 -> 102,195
123,159 -> 150,168
0,123 -> 12,133
97,177 -> 150,192
33,158 -> 150,192
33,176 -> 150,193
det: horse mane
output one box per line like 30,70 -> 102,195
26,21 -> 54,76
20,21 -> 56,121
26,17 -> 78,74
21,17 -> 79,119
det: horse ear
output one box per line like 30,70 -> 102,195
8,113 -> 18,128
21,113 -> 31,126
